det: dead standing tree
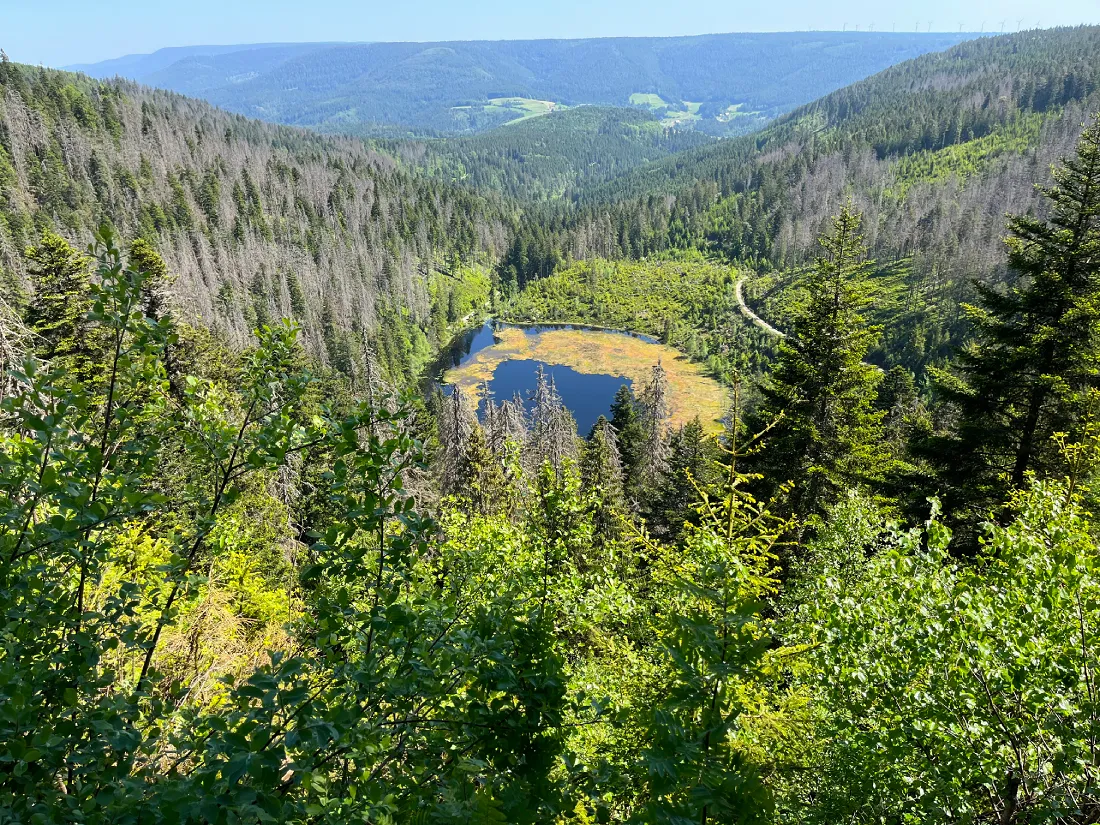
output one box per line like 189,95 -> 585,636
637,360 -> 672,488
525,364 -> 578,476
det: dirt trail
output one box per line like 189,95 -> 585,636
734,276 -> 786,338
734,274 -> 884,373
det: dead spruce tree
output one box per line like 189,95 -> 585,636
438,385 -> 477,496
526,364 -> 578,475
638,360 -> 673,488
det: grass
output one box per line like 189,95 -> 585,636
485,97 -> 559,124
659,103 -> 702,127
444,327 -> 729,430
629,92 -> 668,108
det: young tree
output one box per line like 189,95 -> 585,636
652,416 -> 716,540
455,423 -> 514,516
928,116 -> 1100,521
128,237 -> 173,322
750,204 -> 883,522
795,477 -> 1100,823
639,402 -> 785,825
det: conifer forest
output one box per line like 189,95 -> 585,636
2,20 -> 1100,824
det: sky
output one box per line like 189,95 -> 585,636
2,0 -> 1098,67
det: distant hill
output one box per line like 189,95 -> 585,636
65,43 -> 345,81
389,106 -> 715,201
533,26 -> 1100,372
66,32 -> 975,135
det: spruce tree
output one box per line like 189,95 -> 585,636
929,116 -> 1100,521
654,416 -> 716,540
581,415 -> 627,549
526,365 -> 577,475
609,383 -> 644,503
23,230 -> 93,366
455,425 -> 512,517
638,361 -> 672,489
128,237 -> 172,322
439,386 -> 477,496
750,204 -> 883,521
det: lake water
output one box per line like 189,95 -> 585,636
486,358 -> 632,435
437,321 -> 657,434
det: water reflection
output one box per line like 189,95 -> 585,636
434,320 -> 653,434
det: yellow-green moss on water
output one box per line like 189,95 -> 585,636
443,326 -> 729,430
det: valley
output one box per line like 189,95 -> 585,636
3,18 -> 1100,825
67,31 -> 974,135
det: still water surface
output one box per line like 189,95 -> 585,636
437,321 -> 656,434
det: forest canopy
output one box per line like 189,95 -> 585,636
2,25 -> 1100,825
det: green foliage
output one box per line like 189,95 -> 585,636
887,111 -> 1047,197
7,25 -> 1100,825
651,416 -> 719,540
750,206 -> 884,521
400,107 -> 713,201
926,115 -> 1100,524
637,412 -> 786,824
0,227 -> 581,822
790,479 -> 1100,823
23,229 -> 97,373
581,416 -> 628,550
507,255 -> 774,383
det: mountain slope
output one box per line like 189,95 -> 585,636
581,26 -> 1100,204
68,32 -> 974,135
64,43 -> 342,81
502,27 -> 1100,373
0,62 -> 511,382
560,26 -> 1100,270
389,106 -> 714,201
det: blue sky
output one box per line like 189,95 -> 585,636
3,0 -> 1098,67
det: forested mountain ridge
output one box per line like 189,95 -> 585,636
573,25 -> 1100,248
64,42 -> 344,82
0,60 -> 511,383
389,106 -> 715,201
67,32 -> 974,135
504,26 -> 1100,374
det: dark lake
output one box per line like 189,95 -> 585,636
436,321 -> 656,435
486,359 -> 632,436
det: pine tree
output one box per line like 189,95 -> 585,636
750,204 -> 884,522
928,116 -> 1100,521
